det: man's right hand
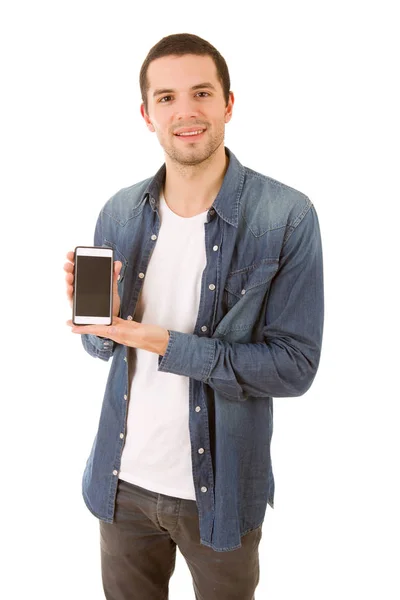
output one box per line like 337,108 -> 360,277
64,250 -> 123,317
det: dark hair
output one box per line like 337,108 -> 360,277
139,33 -> 231,113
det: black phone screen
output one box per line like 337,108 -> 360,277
75,255 -> 112,317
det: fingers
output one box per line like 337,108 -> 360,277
64,262 -> 74,274
64,252 -> 75,281
66,285 -> 73,307
65,252 -> 75,307
64,259 -> 74,305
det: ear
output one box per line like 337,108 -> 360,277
224,91 -> 235,124
140,103 -> 155,132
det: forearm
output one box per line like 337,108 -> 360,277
158,330 -> 321,400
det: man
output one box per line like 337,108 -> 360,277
64,33 -> 324,600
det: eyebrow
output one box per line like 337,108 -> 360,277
153,82 -> 217,98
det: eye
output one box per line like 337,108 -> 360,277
158,91 -> 211,103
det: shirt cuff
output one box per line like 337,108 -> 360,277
82,333 -> 114,360
158,330 -> 216,381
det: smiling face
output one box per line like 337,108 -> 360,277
140,54 -> 234,166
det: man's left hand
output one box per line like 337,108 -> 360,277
67,317 -> 170,356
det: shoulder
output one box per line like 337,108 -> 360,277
240,166 -> 312,235
99,176 -> 153,226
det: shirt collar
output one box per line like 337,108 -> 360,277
144,146 -> 245,228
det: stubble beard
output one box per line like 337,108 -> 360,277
162,124 -> 225,168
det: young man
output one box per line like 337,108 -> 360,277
65,33 -> 324,600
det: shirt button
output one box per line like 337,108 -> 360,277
213,245 -> 219,251
113,470 -> 118,476
198,448 -> 204,454
127,315 -> 133,321
124,394 -> 128,400
124,356 -> 127,362
201,486 -> 208,493
138,272 -> 145,279
120,433 -> 124,439
208,284 -> 216,291
241,289 -> 246,295
151,234 -> 157,241
195,406 -> 201,412
201,325 -> 208,332
209,209 -> 215,216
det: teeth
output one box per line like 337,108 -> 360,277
177,130 -> 204,136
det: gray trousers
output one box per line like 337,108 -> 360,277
100,478 -> 263,600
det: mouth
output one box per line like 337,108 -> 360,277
174,128 -> 206,141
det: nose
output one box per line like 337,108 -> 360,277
173,94 -> 201,121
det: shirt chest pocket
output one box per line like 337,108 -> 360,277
224,259 -> 279,311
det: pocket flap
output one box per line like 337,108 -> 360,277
225,259 -> 279,299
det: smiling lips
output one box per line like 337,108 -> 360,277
174,127 -> 206,138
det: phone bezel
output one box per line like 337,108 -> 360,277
72,246 -> 114,325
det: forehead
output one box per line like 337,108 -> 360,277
147,54 -> 220,91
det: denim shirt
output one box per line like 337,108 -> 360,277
80,147 -> 324,552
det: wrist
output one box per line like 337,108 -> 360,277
160,329 -> 170,356
142,325 -> 170,356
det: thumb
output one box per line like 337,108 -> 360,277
113,260 -> 123,282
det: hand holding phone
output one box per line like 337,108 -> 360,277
64,248 -> 123,323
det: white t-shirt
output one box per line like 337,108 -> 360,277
118,188 -> 208,500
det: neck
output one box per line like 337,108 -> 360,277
162,143 -> 229,218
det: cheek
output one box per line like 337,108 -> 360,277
156,119 -> 173,137
152,108 -> 172,127
209,108 -> 226,125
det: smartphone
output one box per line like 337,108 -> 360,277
73,246 -> 114,325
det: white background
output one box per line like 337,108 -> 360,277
1,1 -> 399,598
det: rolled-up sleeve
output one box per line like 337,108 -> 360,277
158,204 -> 324,401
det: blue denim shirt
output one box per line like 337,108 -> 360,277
80,146 -> 324,552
